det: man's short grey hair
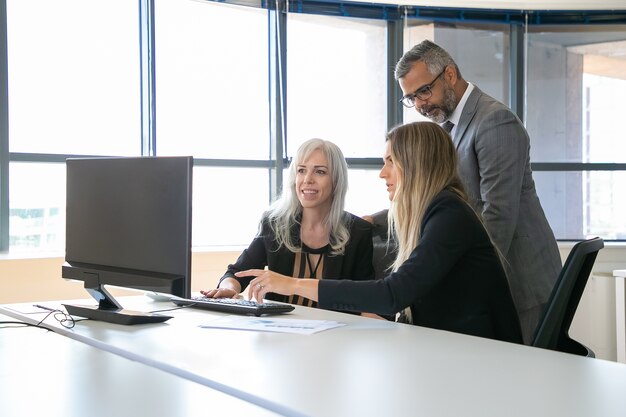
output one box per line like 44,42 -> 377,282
394,40 -> 461,80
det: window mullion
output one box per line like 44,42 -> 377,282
387,19 -> 403,130
268,1 -> 287,202
1,0 -> 9,251
509,22 -> 525,122
139,0 -> 156,156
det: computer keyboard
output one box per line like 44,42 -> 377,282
171,296 -> 295,316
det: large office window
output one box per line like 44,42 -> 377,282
286,13 -> 387,157
193,167 -> 269,246
2,2 -> 626,255
403,20 -> 626,241
154,0 -> 271,246
286,13 -> 389,217
7,0 -> 140,155
154,0 -> 269,160
5,0 -> 139,253
9,163 -> 65,251
526,25 -> 626,239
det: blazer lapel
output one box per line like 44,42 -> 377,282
453,87 -> 482,149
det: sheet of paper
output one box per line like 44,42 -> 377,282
200,315 -> 345,335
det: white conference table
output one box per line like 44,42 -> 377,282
0,312 -> 281,417
2,296 -> 626,417
615,269 -> 626,364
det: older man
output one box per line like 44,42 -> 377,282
384,40 -> 561,344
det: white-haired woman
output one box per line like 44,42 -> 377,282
201,138 -> 374,310
242,123 -> 522,343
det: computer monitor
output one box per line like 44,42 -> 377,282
62,156 -> 193,325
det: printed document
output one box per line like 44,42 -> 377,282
200,315 -> 345,335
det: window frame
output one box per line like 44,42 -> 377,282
2,0 -> 626,253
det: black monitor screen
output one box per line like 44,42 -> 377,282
62,156 -> 193,324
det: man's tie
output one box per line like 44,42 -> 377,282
442,120 -> 455,134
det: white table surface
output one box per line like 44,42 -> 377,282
3,296 -> 626,417
0,312 -> 280,417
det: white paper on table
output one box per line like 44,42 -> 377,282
199,315 -> 346,335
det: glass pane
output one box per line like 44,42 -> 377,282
155,1 -> 269,159
345,169 -> 389,218
7,0 -> 140,155
9,164 -> 271,252
527,24 -> 626,163
287,14 -> 387,158
582,73 -> 626,163
9,163 -> 66,253
535,171 -> 626,240
403,22 -> 509,123
193,167 -> 270,247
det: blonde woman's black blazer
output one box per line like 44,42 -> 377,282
318,190 -> 523,344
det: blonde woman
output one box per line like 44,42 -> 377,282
201,138 -> 374,310
242,122 -> 522,343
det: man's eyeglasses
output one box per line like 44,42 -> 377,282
399,67 -> 447,108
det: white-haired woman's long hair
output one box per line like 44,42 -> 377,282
265,138 -> 350,255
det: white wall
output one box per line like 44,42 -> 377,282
0,250 -> 240,304
565,242 -> 626,361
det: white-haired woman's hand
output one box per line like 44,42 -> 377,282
200,287 -> 239,299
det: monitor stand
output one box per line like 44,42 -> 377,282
63,285 -> 172,325
63,304 -> 172,325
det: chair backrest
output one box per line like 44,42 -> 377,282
371,220 -> 397,280
531,237 -> 604,357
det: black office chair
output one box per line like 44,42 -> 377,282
531,237 -> 604,357
371,217 -> 396,280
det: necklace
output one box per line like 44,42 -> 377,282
306,252 -> 324,277
301,242 -> 327,278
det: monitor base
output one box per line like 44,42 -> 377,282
63,304 -> 172,325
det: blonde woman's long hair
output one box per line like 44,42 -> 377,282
387,122 -> 467,271
266,138 -> 350,255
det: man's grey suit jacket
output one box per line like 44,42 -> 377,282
453,86 -> 561,327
